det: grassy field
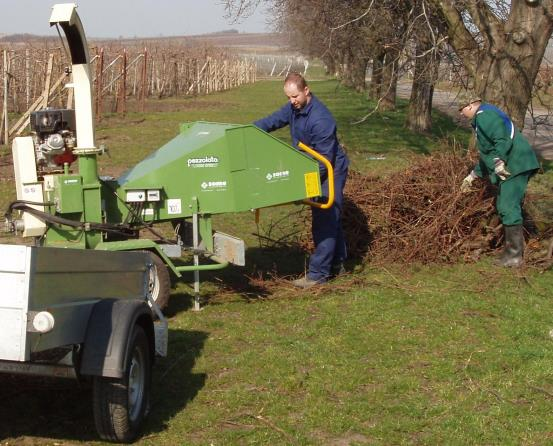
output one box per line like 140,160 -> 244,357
1,81 -> 553,445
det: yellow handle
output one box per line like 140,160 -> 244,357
298,141 -> 334,209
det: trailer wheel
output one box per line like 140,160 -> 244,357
142,251 -> 171,311
93,325 -> 152,443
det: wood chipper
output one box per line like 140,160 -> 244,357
5,5 -> 329,313
0,3 -> 331,443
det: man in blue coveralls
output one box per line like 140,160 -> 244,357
254,72 -> 350,288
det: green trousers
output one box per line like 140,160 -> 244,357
496,171 -> 533,226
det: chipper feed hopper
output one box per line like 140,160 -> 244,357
0,3 -> 328,442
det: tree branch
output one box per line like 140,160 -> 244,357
329,0 -> 376,31
465,0 -> 503,50
428,0 -> 480,77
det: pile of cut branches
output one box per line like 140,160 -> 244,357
341,152 -> 498,263
264,151 -> 551,265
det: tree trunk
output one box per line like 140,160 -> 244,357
380,48 -> 399,111
341,50 -> 358,90
369,52 -> 385,100
323,54 -> 337,77
339,51 -> 353,88
406,41 -> 440,133
473,40 -> 546,129
340,49 -> 367,92
349,57 -> 369,92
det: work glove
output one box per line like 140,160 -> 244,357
460,171 -> 478,193
493,158 -> 511,181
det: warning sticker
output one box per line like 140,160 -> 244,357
167,199 -> 182,215
304,172 -> 320,197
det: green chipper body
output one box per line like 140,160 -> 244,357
9,117 -> 322,309
104,121 -> 321,222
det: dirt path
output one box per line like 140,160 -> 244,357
397,82 -> 553,160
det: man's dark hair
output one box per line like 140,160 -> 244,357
284,72 -> 308,90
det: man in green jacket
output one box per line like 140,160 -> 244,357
459,96 -> 540,267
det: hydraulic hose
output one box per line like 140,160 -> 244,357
6,201 -> 136,237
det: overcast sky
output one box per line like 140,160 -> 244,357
0,0 -> 272,38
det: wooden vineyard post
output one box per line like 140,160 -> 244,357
212,58 -> 217,92
41,54 -> 54,109
1,50 -> 8,145
139,48 -> 147,112
25,48 -> 30,109
150,57 -> 156,99
116,49 -> 127,114
95,48 -> 104,121
172,59 -> 178,97
11,51 -> 18,114
132,59 -> 138,96
196,59 -> 201,95
187,58 -> 192,94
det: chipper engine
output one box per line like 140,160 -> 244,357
0,3 -> 329,443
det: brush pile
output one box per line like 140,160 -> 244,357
341,152 -> 499,263
271,151 -> 552,265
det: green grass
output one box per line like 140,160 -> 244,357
154,264 -> 553,445
1,81 -> 553,445
3,263 -> 553,445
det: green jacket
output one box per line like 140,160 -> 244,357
472,103 -> 539,184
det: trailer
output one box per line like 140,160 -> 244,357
0,244 -> 163,442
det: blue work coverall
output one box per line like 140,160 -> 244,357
254,94 -> 350,282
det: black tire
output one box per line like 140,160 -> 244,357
141,250 -> 171,311
93,325 -> 152,443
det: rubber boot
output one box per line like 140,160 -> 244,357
496,225 -> 524,268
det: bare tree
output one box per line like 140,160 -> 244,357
405,0 -> 443,132
273,0 -> 374,92
224,0 -> 377,92
222,0 -> 262,21
225,2 -> 440,137
427,0 -> 553,128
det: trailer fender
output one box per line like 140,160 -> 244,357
80,299 -> 155,378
